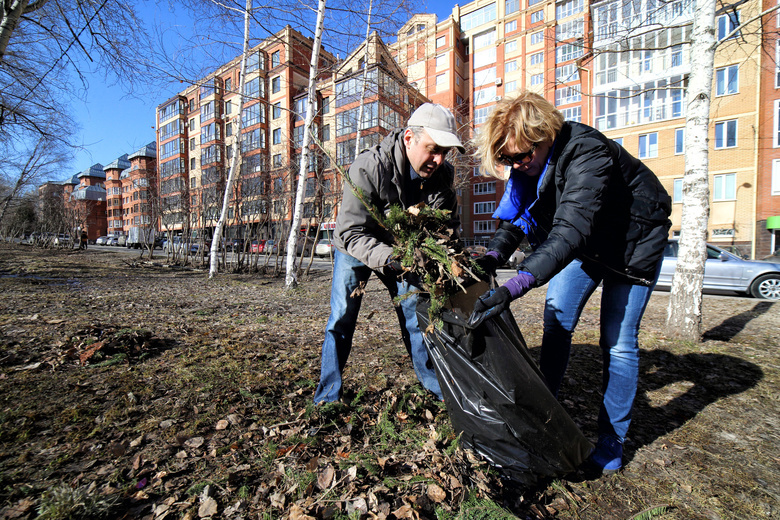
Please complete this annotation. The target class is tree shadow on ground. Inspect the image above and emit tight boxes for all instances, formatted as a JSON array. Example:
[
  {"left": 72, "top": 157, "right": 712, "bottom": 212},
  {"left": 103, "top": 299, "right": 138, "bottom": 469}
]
[
  {"left": 627, "top": 349, "right": 762, "bottom": 458},
  {"left": 702, "top": 300, "right": 776, "bottom": 341}
]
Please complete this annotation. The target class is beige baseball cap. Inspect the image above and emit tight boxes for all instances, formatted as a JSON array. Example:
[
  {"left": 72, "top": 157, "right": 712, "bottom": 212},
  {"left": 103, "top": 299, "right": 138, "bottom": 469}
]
[{"left": 407, "top": 103, "right": 465, "bottom": 153}]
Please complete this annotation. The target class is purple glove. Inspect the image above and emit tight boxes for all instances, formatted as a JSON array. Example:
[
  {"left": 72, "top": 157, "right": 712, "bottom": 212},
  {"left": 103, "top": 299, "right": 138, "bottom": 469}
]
[{"left": 503, "top": 270, "right": 536, "bottom": 299}]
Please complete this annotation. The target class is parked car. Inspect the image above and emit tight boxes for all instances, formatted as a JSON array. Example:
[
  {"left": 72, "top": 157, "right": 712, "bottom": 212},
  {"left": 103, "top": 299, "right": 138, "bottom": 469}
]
[
  {"left": 762, "top": 248, "right": 780, "bottom": 262},
  {"left": 465, "top": 245, "right": 487, "bottom": 258},
  {"left": 117, "top": 235, "right": 127, "bottom": 247},
  {"left": 315, "top": 238, "right": 335, "bottom": 257},
  {"left": 264, "top": 240, "right": 278, "bottom": 254},
  {"left": 250, "top": 240, "right": 266, "bottom": 253},
  {"left": 105, "top": 236, "right": 119, "bottom": 246},
  {"left": 225, "top": 238, "right": 245, "bottom": 252},
  {"left": 162, "top": 236, "right": 199, "bottom": 255},
  {"left": 95, "top": 236, "right": 108, "bottom": 246},
  {"left": 506, "top": 249, "right": 526, "bottom": 269},
  {"left": 655, "top": 239, "right": 780, "bottom": 300},
  {"left": 53, "top": 234, "right": 71, "bottom": 247}
]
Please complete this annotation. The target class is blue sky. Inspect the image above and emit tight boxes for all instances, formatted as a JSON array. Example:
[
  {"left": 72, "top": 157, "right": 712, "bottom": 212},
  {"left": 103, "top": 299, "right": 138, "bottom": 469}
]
[{"left": 69, "top": 0, "right": 455, "bottom": 176}]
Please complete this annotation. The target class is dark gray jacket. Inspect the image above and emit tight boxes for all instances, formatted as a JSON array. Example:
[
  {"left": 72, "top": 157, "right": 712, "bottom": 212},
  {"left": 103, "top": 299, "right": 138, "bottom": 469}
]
[
  {"left": 489, "top": 122, "right": 671, "bottom": 286},
  {"left": 333, "top": 129, "right": 459, "bottom": 269}
]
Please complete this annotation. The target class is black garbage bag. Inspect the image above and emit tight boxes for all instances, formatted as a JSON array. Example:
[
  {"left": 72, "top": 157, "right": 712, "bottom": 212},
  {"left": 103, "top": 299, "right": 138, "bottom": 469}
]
[{"left": 417, "top": 299, "right": 593, "bottom": 486}]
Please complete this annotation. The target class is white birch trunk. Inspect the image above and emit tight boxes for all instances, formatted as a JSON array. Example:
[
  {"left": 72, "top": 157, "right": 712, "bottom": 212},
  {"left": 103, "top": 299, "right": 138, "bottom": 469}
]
[
  {"left": 208, "top": 0, "right": 251, "bottom": 279},
  {"left": 665, "top": 0, "right": 716, "bottom": 340},
  {"left": 284, "top": 0, "right": 327, "bottom": 289}
]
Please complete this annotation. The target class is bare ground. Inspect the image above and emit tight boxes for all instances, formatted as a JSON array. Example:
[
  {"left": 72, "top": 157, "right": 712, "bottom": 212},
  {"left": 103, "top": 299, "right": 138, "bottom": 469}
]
[{"left": 0, "top": 243, "right": 777, "bottom": 520}]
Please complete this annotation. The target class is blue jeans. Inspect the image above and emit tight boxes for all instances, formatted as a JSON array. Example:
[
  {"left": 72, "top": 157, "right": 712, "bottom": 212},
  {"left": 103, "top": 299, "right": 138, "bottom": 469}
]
[
  {"left": 539, "top": 259, "right": 658, "bottom": 443},
  {"left": 314, "top": 250, "right": 442, "bottom": 403}
]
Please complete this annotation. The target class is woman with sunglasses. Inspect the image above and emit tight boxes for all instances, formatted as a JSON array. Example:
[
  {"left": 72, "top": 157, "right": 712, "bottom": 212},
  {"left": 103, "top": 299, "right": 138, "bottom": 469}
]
[{"left": 470, "top": 90, "right": 671, "bottom": 474}]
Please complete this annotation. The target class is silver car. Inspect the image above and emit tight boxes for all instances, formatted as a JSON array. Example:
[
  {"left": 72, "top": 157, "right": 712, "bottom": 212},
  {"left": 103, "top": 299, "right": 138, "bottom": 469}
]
[{"left": 656, "top": 240, "right": 780, "bottom": 300}]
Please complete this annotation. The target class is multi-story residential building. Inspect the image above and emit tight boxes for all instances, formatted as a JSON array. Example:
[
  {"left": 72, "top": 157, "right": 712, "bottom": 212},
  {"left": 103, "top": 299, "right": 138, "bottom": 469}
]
[
  {"left": 156, "top": 26, "right": 437, "bottom": 245},
  {"left": 589, "top": 0, "right": 767, "bottom": 258},
  {"left": 156, "top": 26, "right": 339, "bottom": 244},
  {"left": 64, "top": 163, "right": 108, "bottom": 242},
  {"left": 104, "top": 155, "right": 130, "bottom": 237}
]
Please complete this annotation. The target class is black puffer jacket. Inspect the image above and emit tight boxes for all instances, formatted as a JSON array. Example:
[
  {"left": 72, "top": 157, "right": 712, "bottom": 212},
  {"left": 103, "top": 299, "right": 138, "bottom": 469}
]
[{"left": 488, "top": 122, "right": 671, "bottom": 286}]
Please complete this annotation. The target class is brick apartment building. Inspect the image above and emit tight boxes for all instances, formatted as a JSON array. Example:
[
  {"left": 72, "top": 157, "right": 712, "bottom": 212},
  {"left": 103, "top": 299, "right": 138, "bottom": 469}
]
[{"left": 43, "top": 0, "right": 778, "bottom": 256}]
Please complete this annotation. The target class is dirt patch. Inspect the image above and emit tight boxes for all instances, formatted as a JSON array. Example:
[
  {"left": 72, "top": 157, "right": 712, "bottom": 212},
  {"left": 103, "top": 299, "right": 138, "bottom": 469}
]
[{"left": 0, "top": 244, "right": 777, "bottom": 519}]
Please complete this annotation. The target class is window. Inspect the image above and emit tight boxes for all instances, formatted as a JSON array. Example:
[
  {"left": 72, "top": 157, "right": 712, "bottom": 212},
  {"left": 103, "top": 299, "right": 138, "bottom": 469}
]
[
  {"left": 530, "top": 52, "right": 544, "bottom": 65},
  {"left": 530, "top": 10, "right": 543, "bottom": 24},
  {"left": 271, "top": 50, "right": 280, "bottom": 67},
  {"left": 713, "top": 173, "right": 736, "bottom": 201},
  {"left": 474, "top": 106, "right": 494, "bottom": 125},
  {"left": 273, "top": 102, "right": 281, "bottom": 119},
  {"left": 671, "top": 45, "right": 683, "bottom": 68},
  {"left": 474, "top": 220, "right": 497, "bottom": 233},
  {"left": 474, "top": 201, "right": 496, "bottom": 214},
  {"left": 556, "top": 63, "right": 577, "bottom": 83},
  {"left": 555, "top": 86, "right": 581, "bottom": 105},
  {"left": 436, "top": 54, "right": 447, "bottom": 68},
  {"left": 531, "top": 73, "right": 543, "bottom": 85},
  {"left": 461, "top": 3, "right": 496, "bottom": 31},
  {"left": 613, "top": 137, "right": 623, "bottom": 146},
  {"left": 436, "top": 36, "right": 445, "bottom": 48},
  {"left": 556, "top": 40, "right": 583, "bottom": 63},
  {"left": 505, "top": 60, "right": 517, "bottom": 73},
  {"left": 272, "top": 154, "right": 282, "bottom": 168},
  {"left": 559, "top": 106, "right": 581, "bottom": 122},
  {"left": 638, "top": 132, "right": 658, "bottom": 158},
  {"left": 675, "top": 128, "right": 684, "bottom": 154},
  {"left": 715, "top": 120, "right": 737, "bottom": 149},
  {"left": 505, "top": 20, "right": 517, "bottom": 32},
  {"left": 271, "top": 76, "right": 281, "bottom": 94},
  {"left": 322, "top": 124, "right": 330, "bottom": 141},
  {"left": 473, "top": 181, "right": 496, "bottom": 195},
  {"left": 273, "top": 128, "right": 281, "bottom": 145},
  {"left": 436, "top": 73, "right": 447, "bottom": 86},
  {"left": 506, "top": 40, "right": 518, "bottom": 53},
  {"left": 673, "top": 178, "right": 683, "bottom": 203},
  {"left": 322, "top": 97, "right": 330, "bottom": 114},
  {"left": 717, "top": 11, "right": 739, "bottom": 41},
  {"left": 530, "top": 31, "right": 544, "bottom": 45},
  {"left": 506, "top": 0, "right": 519, "bottom": 15},
  {"left": 556, "top": 0, "right": 583, "bottom": 19},
  {"left": 776, "top": 41, "right": 780, "bottom": 88},
  {"left": 505, "top": 80, "right": 518, "bottom": 92},
  {"left": 773, "top": 160, "right": 780, "bottom": 195},
  {"left": 716, "top": 65, "right": 738, "bottom": 96},
  {"left": 474, "top": 86, "right": 497, "bottom": 106},
  {"left": 247, "top": 52, "right": 260, "bottom": 73}
]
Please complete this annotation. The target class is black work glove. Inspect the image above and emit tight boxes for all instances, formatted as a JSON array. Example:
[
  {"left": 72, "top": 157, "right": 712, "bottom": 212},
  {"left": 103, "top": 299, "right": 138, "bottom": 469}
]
[
  {"left": 468, "top": 286, "right": 512, "bottom": 327},
  {"left": 383, "top": 260, "right": 403, "bottom": 278},
  {"left": 473, "top": 254, "right": 500, "bottom": 281}
]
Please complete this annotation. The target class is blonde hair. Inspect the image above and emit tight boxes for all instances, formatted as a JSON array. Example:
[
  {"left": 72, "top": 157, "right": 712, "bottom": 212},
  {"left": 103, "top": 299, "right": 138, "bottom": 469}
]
[{"left": 475, "top": 90, "right": 564, "bottom": 177}]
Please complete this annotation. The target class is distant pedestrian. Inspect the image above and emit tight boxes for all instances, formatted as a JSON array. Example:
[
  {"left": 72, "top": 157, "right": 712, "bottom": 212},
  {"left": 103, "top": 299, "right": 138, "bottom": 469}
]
[{"left": 80, "top": 230, "right": 88, "bottom": 250}]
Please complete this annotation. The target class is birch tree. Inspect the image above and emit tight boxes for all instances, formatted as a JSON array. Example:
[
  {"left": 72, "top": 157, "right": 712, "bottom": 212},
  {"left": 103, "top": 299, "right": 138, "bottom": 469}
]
[
  {"left": 284, "top": 0, "right": 327, "bottom": 289},
  {"left": 666, "top": 0, "right": 778, "bottom": 340},
  {"left": 209, "top": 0, "right": 251, "bottom": 278}
]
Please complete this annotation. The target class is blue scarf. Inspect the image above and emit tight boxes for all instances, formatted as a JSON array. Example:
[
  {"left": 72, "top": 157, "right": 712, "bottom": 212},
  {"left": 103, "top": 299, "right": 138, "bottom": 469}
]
[{"left": 492, "top": 144, "right": 555, "bottom": 241}]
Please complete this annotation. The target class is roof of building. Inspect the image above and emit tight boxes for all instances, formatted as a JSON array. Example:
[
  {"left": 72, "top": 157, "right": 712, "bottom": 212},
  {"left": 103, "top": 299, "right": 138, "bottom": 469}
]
[
  {"left": 128, "top": 142, "right": 157, "bottom": 160},
  {"left": 104, "top": 154, "right": 130, "bottom": 171},
  {"left": 77, "top": 163, "right": 106, "bottom": 179},
  {"left": 120, "top": 167, "right": 131, "bottom": 179},
  {"left": 70, "top": 185, "right": 107, "bottom": 201}
]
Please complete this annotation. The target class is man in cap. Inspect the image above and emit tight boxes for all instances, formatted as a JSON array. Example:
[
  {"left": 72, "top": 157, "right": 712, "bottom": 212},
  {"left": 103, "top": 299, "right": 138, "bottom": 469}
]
[{"left": 313, "top": 103, "right": 465, "bottom": 404}]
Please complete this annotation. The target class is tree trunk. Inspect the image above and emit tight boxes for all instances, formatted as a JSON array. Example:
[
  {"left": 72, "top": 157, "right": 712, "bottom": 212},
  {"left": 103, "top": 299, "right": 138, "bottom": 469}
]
[
  {"left": 665, "top": 0, "right": 717, "bottom": 341},
  {"left": 208, "top": 0, "right": 251, "bottom": 279},
  {"left": 284, "top": 0, "right": 327, "bottom": 289}
]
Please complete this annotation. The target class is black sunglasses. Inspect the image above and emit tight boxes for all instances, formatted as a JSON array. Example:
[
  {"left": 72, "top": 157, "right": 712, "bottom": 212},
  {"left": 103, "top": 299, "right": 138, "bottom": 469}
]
[{"left": 497, "top": 143, "right": 538, "bottom": 167}]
